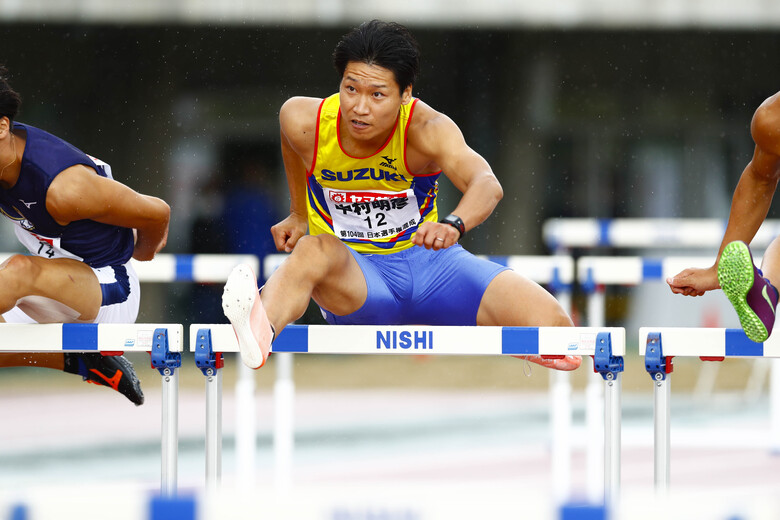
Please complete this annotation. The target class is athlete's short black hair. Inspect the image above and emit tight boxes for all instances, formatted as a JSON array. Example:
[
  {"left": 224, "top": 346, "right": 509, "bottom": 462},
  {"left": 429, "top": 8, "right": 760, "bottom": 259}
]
[
  {"left": 0, "top": 66, "right": 21, "bottom": 124},
  {"left": 333, "top": 20, "right": 421, "bottom": 94}
]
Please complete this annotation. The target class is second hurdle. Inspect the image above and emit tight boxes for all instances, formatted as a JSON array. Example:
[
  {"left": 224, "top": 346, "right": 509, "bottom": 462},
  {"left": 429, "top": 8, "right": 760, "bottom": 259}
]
[{"left": 189, "top": 323, "right": 626, "bottom": 503}]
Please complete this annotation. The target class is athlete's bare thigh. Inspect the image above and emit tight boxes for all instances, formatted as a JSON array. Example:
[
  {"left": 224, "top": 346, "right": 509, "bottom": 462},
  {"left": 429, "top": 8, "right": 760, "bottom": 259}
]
[
  {"left": 306, "top": 235, "right": 368, "bottom": 317},
  {"left": 0, "top": 255, "right": 102, "bottom": 321},
  {"left": 476, "top": 270, "right": 572, "bottom": 327}
]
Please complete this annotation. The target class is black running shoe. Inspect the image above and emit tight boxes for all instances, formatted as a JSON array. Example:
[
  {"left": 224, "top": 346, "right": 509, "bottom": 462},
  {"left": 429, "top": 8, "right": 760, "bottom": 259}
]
[{"left": 63, "top": 353, "right": 144, "bottom": 406}]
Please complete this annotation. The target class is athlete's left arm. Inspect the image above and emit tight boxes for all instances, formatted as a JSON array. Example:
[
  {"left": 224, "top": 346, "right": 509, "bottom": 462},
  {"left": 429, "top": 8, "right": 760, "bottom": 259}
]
[
  {"left": 46, "top": 165, "right": 171, "bottom": 261},
  {"left": 409, "top": 106, "right": 502, "bottom": 248}
]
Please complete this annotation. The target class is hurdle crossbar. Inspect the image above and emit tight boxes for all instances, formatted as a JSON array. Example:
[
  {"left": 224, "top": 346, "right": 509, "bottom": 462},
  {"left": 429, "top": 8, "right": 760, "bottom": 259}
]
[
  {"left": 264, "top": 253, "right": 574, "bottom": 292},
  {"left": 0, "top": 253, "right": 259, "bottom": 283},
  {"left": 132, "top": 253, "right": 259, "bottom": 283},
  {"left": 639, "top": 327, "right": 780, "bottom": 493},
  {"left": 190, "top": 324, "right": 626, "bottom": 502},
  {"left": 543, "top": 217, "right": 780, "bottom": 250},
  {"left": 0, "top": 323, "right": 184, "bottom": 496}
]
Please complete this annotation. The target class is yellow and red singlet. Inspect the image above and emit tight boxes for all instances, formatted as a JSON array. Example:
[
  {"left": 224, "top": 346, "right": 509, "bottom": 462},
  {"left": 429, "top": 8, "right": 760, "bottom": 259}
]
[{"left": 306, "top": 94, "right": 441, "bottom": 254}]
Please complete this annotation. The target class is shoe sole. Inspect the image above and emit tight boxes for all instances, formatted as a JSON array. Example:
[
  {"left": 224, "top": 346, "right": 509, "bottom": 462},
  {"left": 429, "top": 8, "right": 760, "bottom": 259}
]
[
  {"left": 222, "top": 264, "right": 266, "bottom": 369},
  {"left": 112, "top": 355, "right": 144, "bottom": 406},
  {"left": 718, "top": 241, "right": 769, "bottom": 343}
]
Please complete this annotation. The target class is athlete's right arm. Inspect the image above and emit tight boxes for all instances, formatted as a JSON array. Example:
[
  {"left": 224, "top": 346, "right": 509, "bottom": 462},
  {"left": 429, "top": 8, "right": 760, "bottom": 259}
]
[
  {"left": 46, "top": 165, "right": 170, "bottom": 261},
  {"left": 667, "top": 92, "right": 780, "bottom": 296},
  {"left": 272, "top": 97, "right": 321, "bottom": 253}
]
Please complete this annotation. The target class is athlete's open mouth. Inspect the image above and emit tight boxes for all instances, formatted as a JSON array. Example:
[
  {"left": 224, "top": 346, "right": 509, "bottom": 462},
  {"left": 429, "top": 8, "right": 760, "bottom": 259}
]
[{"left": 351, "top": 119, "right": 369, "bottom": 128}]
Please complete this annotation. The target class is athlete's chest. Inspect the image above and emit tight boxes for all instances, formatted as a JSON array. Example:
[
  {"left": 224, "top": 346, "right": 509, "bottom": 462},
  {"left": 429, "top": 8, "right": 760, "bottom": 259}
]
[{"left": 314, "top": 134, "right": 412, "bottom": 191}]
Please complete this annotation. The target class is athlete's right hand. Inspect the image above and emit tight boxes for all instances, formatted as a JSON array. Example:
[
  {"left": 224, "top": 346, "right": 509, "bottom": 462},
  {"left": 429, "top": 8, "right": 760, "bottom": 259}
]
[
  {"left": 271, "top": 213, "right": 307, "bottom": 253},
  {"left": 666, "top": 265, "right": 719, "bottom": 297}
]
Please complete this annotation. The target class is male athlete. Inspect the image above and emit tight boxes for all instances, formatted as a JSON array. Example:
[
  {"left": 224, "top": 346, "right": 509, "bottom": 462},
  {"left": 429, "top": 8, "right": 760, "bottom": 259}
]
[
  {"left": 0, "top": 67, "right": 170, "bottom": 404},
  {"left": 222, "top": 20, "right": 578, "bottom": 370},
  {"left": 668, "top": 91, "right": 780, "bottom": 343}
]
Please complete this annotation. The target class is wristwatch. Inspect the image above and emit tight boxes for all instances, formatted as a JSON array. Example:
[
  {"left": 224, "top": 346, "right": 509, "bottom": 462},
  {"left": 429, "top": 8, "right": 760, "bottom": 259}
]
[{"left": 439, "top": 214, "right": 465, "bottom": 239}]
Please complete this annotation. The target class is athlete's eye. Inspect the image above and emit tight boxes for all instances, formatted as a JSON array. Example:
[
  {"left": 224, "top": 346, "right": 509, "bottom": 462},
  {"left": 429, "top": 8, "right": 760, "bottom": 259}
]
[{"left": 373, "top": 92, "right": 384, "bottom": 98}]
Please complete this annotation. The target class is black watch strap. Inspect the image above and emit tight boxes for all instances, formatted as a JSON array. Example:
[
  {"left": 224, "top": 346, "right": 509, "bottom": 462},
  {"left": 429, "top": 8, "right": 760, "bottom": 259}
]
[{"left": 440, "top": 214, "right": 465, "bottom": 239}]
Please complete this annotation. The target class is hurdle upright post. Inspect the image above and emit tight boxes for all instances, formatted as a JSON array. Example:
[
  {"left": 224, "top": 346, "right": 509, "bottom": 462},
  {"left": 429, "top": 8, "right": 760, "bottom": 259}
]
[
  {"left": 274, "top": 351, "right": 295, "bottom": 493},
  {"left": 235, "top": 362, "right": 257, "bottom": 490},
  {"left": 194, "top": 328, "right": 224, "bottom": 491},
  {"left": 151, "top": 327, "right": 183, "bottom": 497},
  {"left": 644, "top": 332, "right": 671, "bottom": 493},
  {"left": 592, "top": 331, "right": 623, "bottom": 506},
  {"left": 581, "top": 265, "right": 606, "bottom": 504},
  {"left": 547, "top": 263, "right": 573, "bottom": 504}
]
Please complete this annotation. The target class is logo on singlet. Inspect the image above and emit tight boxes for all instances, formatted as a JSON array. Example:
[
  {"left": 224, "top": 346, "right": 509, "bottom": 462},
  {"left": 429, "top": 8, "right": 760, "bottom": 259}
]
[
  {"left": 321, "top": 168, "right": 408, "bottom": 183},
  {"left": 379, "top": 155, "right": 398, "bottom": 171},
  {"left": 19, "top": 199, "right": 37, "bottom": 209},
  {"left": 0, "top": 206, "right": 34, "bottom": 231}
]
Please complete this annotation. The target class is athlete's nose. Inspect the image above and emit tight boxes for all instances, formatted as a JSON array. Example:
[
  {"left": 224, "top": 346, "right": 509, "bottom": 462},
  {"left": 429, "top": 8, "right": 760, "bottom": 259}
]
[{"left": 353, "top": 95, "right": 370, "bottom": 116}]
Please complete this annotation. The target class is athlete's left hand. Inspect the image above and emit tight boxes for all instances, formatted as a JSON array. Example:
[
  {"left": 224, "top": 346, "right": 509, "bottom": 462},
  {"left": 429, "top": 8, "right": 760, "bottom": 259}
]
[
  {"left": 412, "top": 221, "right": 459, "bottom": 251},
  {"left": 666, "top": 265, "right": 719, "bottom": 296}
]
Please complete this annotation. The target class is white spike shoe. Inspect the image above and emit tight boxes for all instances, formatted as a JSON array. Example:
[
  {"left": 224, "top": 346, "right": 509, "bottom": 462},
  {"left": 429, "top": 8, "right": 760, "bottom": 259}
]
[{"left": 222, "top": 264, "right": 273, "bottom": 369}]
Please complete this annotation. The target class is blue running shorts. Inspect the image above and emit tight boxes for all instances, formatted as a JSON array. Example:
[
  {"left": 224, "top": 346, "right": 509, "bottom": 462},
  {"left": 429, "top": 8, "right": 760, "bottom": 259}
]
[{"left": 321, "top": 244, "right": 509, "bottom": 326}]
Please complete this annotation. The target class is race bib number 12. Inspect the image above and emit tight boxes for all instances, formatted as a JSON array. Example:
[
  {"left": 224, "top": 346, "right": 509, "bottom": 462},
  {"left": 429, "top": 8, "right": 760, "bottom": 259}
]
[{"left": 324, "top": 188, "right": 420, "bottom": 241}]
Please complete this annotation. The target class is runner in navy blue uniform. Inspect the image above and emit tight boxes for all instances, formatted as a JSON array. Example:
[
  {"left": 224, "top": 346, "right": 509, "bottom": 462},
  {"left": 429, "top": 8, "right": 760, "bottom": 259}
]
[{"left": 0, "top": 66, "right": 170, "bottom": 405}]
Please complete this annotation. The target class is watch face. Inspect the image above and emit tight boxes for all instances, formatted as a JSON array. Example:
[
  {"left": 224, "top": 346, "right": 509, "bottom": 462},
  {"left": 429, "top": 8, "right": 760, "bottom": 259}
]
[{"left": 441, "top": 214, "right": 464, "bottom": 235}]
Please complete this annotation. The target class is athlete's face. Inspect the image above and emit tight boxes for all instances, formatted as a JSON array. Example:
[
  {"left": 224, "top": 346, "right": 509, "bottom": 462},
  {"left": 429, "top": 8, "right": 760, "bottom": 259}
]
[
  {"left": 339, "top": 61, "right": 412, "bottom": 145},
  {"left": 0, "top": 117, "right": 15, "bottom": 180}
]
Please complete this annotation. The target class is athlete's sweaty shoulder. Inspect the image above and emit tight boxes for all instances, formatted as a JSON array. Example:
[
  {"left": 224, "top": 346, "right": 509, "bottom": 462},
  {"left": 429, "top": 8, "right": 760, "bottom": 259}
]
[
  {"left": 751, "top": 92, "right": 780, "bottom": 157},
  {"left": 279, "top": 96, "right": 323, "bottom": 158},
  {"left": 405, "top": 99, "right": 467, "bottom": 174}
]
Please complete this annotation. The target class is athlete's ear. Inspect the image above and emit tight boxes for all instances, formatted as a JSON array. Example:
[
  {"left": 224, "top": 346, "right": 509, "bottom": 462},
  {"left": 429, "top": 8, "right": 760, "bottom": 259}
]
[
  {"left": 401, "top": 85, "right": 413, "bottom": 105},
  {"left": 0, "top": 117, "right": 9, "bottom": 137}
]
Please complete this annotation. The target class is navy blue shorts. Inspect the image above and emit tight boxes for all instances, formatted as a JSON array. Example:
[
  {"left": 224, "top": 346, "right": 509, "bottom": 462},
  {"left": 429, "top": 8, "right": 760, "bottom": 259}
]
[{"left": 321, "top": 244, "right": 509, "bottom": 326}]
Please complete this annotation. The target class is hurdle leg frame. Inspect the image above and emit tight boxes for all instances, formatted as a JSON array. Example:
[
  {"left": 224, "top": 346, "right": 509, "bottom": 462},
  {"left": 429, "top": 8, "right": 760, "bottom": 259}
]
[
  {"left": 584, "top": 276, "right": 607, "bottom": 503},
  {"left": 274, "top": 352, "right": 295, "bottom": 492},
  {"left": 593, "top": 331, "right": 624, "bottom": 506},
  {"left": 549, "top": 285, "right": 573, "bottom": 504},
  {"left": 235, "top": 361, "right": 257, "bottom": 490},
  {"left": 194, "top": 328, "right": 224, "bottom": 490},
  {"left": 189, "top": 323, "right": 625, "bottom": 502},
  {"left": 150, "top": 328, "right": 183, "bottom": 497},
  {"left": 644, "top": 332, "right": 672, "bottom": 493}
]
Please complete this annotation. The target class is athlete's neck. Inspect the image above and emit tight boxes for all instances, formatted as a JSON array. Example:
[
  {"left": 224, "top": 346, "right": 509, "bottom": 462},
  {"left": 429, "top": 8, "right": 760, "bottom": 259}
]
[{"left": 338, "top": 112, "right": 398, "bottom": 159}]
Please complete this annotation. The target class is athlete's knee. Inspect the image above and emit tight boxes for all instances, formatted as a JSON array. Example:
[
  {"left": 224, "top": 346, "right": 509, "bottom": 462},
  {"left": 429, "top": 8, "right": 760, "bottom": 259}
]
[
  {"left": 0, "top": 254, "right": 39, "bottom": 295},
  {"left": 290, "top": 234, "right": 348, "bottom": 276},
  {"left": 292, "top": 234, "right": 330, "bottom": 262},
  {"left": 549, "top": 306, "right": 574, "bottom": 327}
]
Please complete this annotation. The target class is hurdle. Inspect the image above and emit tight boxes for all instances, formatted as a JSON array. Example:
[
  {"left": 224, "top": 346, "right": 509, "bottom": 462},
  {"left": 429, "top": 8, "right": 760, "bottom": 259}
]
[
  {"left": 542, "top": 217, "right": 780, "bottom": 251},
  {"left": 0, "top": 322, "right": 184, "bottom": 496},
  {"left": 191, "top": 323, "right": 626, "bottom": 503},
  {"left": 0, "top": 252, "right": 258, "bottom": 495},
  {"left": 639, "top": 327, "right": 780, "bottom": 493},
  {"left": 130, "top": 253, "right": 260, "bottom": 283},
  {"left": 256, "top": 253, "right": 580, "bottom": 501},
  {"left": 0, "top": 252, "right": 259, "bottom": 284},
  {"left": 544, "top": 217, "right": 780, "bottom": 495}
]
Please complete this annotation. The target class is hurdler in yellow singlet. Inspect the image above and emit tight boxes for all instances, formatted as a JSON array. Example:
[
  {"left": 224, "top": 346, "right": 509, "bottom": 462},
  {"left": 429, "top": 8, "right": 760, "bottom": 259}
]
[{"left": 306, "top": 93, "right": 441, "bottom": 254}]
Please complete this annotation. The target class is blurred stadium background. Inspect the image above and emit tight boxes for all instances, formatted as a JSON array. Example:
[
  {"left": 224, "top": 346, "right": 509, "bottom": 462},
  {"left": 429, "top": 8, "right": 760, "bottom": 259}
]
[{"left": 2, "top": 1, "right": 780, "bottom": 518}]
